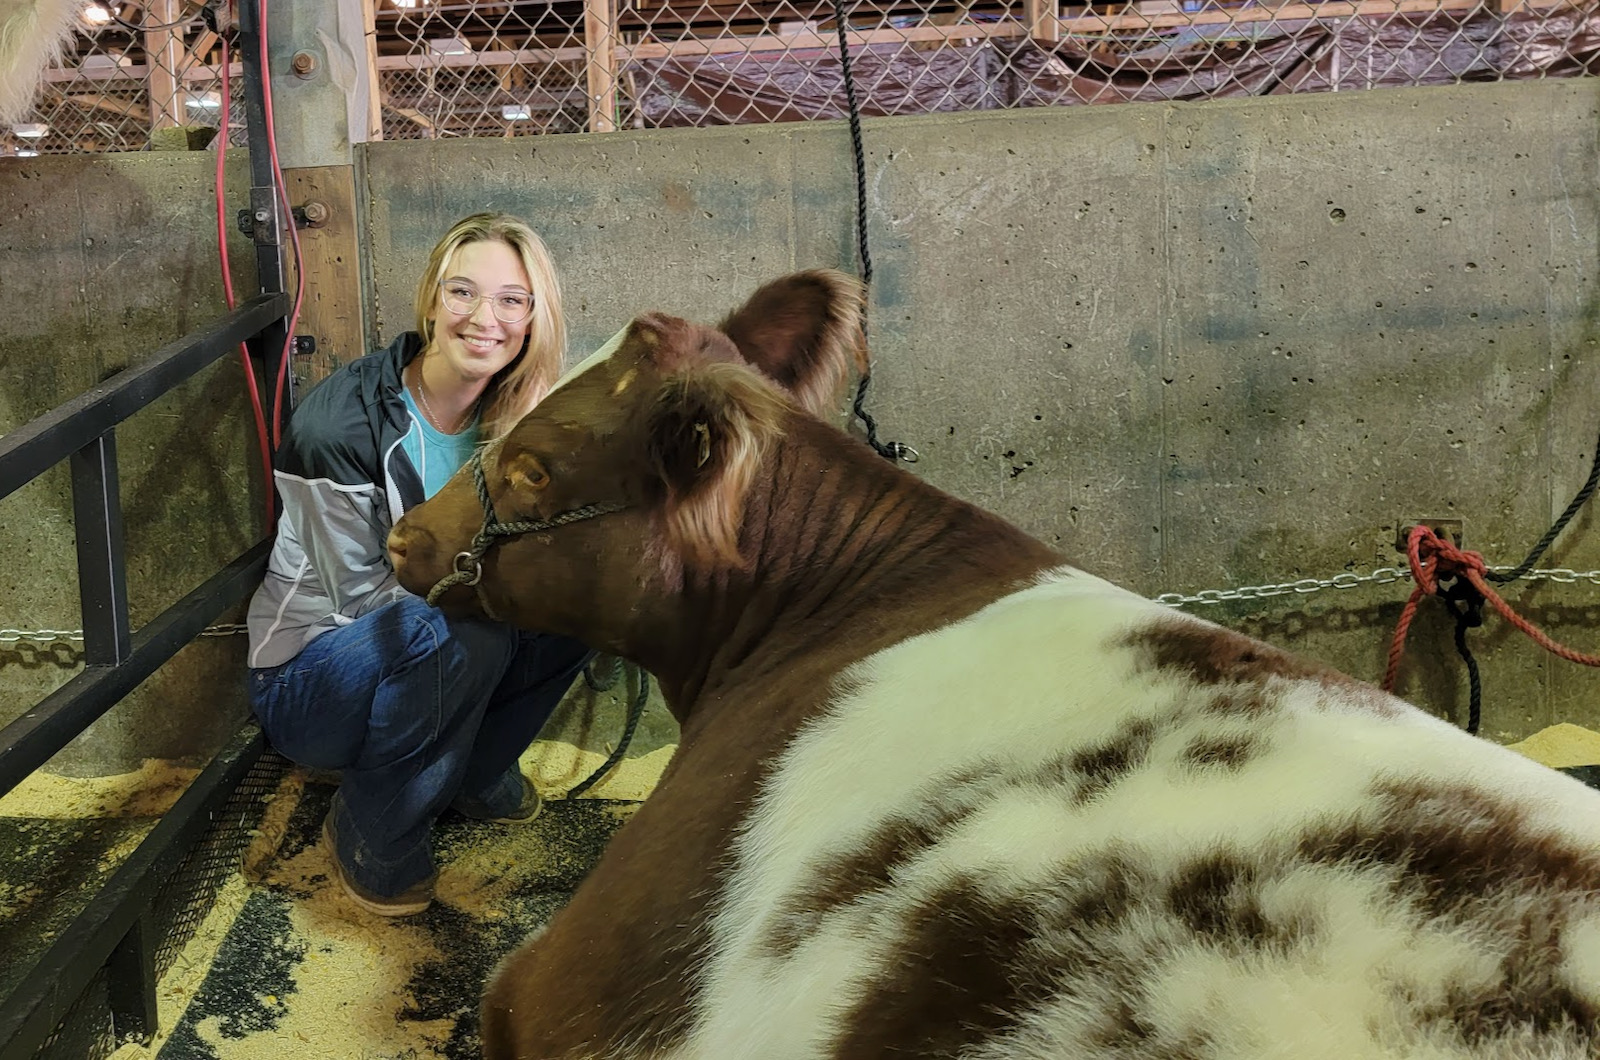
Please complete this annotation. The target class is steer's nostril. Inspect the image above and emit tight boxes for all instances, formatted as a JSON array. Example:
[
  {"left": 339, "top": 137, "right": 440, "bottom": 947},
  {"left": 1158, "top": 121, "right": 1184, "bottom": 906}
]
[{"left": 386, "top": 530, "right": 408, "bottom": 562}]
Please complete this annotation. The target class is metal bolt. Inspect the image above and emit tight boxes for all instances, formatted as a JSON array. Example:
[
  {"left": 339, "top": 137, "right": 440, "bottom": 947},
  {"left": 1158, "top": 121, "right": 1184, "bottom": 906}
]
[
  {"left": 254, "top": 209, "right": 269, "bottom": 222},
  {"left": 302, "top": 200, "right": 330, "bottom": 226},
  {"left": 291, "top": 50, "right": 317, "bottom": 77}
]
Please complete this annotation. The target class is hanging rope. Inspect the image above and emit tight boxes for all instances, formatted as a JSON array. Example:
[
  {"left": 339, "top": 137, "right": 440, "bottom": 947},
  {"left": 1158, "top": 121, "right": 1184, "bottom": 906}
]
[
  {"left": 1487, "top": 426, "right": 1600, "bottom": 585},
  {"left": 832, "top": 0, "right": 915, "bottom": 464},
  {"left": 1382, "top": 524, "right": 1600, "bottom": 733}
]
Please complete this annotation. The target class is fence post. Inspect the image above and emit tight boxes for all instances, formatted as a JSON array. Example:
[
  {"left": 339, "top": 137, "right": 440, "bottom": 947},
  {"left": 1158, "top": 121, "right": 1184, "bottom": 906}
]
[
  {"left": 586, "top": 0, "right": 619, "bottom": 133},
  {"left": 71, "top": 431, "right": 132, "bottom": 668},
  {"left": 1024, "top": 0, "right": 1062, "bottom": 43}
]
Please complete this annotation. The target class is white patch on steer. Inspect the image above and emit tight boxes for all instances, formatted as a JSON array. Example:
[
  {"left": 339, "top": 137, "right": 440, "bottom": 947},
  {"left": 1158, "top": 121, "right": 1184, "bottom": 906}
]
[
  {"left": 666, "top": 566, "right": 1600, "bottom": 1059},
  {"left": 549, "top": 326, "right": 628, "bottom": 395}
]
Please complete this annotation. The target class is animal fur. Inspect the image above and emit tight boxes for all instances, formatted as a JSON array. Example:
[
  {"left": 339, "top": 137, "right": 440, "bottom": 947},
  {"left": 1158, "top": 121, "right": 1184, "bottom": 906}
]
[{"left": 0, "top": 0, "right": 82, "bottom": 127}]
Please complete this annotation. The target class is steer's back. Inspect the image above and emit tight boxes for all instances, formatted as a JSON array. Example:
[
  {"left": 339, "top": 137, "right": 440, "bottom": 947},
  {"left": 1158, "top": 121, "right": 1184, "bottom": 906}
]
[{"left": 679, "top": 566, "right": 1600, "bottom": 1059}]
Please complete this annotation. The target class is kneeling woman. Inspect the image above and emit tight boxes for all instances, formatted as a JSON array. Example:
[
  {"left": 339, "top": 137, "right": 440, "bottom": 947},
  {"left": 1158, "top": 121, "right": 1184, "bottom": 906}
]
[{"left": 246, "top": 212, "right": 592, "bottom": 916}]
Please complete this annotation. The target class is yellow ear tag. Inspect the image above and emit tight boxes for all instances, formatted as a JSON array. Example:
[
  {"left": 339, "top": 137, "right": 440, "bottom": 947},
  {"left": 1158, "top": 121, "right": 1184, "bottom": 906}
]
[{"left": 694, "top": 422, "right": 711, "bottom": 468}]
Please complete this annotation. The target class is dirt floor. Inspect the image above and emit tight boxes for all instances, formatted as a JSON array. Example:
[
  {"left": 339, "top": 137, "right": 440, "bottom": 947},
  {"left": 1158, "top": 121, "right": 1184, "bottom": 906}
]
[
  {"left": 142, "top": 778, "right": 638, "bottom": 1060},
  {"left": 0, "top": 663, "right": 676, "bottom": 1060}
]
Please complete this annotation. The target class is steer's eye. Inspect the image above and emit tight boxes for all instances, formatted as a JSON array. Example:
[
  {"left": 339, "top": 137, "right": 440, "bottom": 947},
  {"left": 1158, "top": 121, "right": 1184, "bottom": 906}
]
[{"left": 507, "top": 455, "right": 550, "bottom": 491}]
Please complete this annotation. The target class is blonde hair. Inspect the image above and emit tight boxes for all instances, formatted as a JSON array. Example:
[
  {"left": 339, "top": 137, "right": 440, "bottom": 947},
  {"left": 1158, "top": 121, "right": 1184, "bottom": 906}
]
[{"left": 413, "top": 212, "right": 566, "bottom": 438}]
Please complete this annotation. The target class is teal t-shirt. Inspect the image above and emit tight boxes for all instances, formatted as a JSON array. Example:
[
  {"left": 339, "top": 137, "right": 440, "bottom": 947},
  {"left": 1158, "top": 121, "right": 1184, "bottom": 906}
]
[{"left": 399, "top": 387, "right": 481, "bottom": 498}]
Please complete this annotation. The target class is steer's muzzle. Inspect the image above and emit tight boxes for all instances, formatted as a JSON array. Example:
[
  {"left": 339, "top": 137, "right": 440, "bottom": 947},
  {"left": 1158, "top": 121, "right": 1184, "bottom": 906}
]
[{"left": 387, "top": 522, "right": 441, "bottom": 598}]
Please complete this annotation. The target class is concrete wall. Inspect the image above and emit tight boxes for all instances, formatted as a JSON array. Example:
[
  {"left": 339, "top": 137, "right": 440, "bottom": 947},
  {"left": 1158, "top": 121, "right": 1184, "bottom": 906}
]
[
  {"left": 0, "top": 152, "right": 263, "bottom": 774},
  {"left": 364, "top": 78, "right": 1600, "bottom": 741},
  {"left": 2, "top": 78, "right": 1596, "bottom": 781}
]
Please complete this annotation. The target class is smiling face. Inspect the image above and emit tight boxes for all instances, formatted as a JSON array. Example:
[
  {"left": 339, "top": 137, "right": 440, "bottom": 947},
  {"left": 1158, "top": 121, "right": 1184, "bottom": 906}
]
[{"left": 426, "top": 238, "right": 534, "bottom": 385}]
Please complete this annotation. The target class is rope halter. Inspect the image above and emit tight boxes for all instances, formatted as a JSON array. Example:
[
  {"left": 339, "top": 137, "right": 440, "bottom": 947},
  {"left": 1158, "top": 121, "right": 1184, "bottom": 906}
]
[{"left": 423, "top": 448, "right": 628, "bottom": 609}]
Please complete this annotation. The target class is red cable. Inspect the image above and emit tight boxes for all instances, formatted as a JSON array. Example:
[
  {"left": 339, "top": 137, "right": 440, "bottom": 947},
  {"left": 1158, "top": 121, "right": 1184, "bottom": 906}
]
[
  {"left": 257, "top": 0, "right": 306, "bottom": 450},
  {"left": 216, "top": 34, "right": 277, "bottom": 537},
  {"left": 1382, "top": 524, "right": 1600, "bottom": 693}
]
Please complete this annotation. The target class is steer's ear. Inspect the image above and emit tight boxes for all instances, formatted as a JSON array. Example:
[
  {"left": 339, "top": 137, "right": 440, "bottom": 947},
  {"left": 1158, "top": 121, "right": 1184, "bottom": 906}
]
[
  {"left": 646, "top": 362, "right": 786, "bottom": 569},
  {"left": 719, "top": 270, "right": 868, "bottom": 419}
]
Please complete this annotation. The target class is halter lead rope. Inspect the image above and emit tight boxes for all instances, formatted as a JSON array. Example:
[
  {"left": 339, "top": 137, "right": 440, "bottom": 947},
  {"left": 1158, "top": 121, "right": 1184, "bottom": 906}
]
[{"left": 424, "top": 451, "right": 627, "bottom": 607}]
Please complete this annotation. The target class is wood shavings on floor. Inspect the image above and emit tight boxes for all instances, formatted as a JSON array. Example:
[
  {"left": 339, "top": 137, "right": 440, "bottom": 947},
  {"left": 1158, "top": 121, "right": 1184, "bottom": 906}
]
[{"left": 1505, "top": 722, "right": 1600, "bottom": 769}]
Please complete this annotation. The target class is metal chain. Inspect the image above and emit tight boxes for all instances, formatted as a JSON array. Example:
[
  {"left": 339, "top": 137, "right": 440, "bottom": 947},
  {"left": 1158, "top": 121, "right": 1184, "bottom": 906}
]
[
  {"left": 1156, "top": 567, "right": 1600, "bottom": 609},
  {"left": 0, "top": 623, "right": 249, "bottom": 646},
  {"left": 3, "top": 569, "right": 1597, "bottom": 643}
]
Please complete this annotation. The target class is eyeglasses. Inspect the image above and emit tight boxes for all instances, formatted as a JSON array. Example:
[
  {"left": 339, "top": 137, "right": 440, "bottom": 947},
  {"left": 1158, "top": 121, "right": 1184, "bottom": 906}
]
[{"left": 438, "top": 281, "right": 535, "bottom": 324}]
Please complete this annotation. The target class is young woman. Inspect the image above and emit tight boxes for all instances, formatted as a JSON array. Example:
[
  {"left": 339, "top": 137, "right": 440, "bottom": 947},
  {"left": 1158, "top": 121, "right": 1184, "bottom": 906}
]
[{"left": 245, "top": 212, "right": 592, "bottom": 916}]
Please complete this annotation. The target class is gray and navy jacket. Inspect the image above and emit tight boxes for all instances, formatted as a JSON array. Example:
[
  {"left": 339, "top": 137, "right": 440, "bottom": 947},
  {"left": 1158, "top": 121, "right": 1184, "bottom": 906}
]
[{"left": 246, "top": 333, "right": 429, "bottom": 669}]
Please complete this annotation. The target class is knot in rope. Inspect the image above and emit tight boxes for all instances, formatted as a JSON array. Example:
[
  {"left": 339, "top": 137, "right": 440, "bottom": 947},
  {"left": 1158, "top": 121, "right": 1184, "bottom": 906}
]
[
  {"left": 1405, "top": 524, "right": 1486, "bottom": 598},
  {"left": 1383, "top": 524, "right": 1600, "bottom": 733}
]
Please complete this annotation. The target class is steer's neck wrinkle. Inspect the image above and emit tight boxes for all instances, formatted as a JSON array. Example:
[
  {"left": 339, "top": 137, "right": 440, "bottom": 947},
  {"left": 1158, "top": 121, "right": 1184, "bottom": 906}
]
[{"left": 637, "top": 413, "right": 1064, "bottom": 728}]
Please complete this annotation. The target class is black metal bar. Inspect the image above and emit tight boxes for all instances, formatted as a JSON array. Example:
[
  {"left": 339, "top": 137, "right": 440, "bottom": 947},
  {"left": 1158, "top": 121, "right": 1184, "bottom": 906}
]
[
  {"left": 0, "top": 540, "right": 270, "bottom": 800},
  {"left": 105, "top": 915, "right": 158, "bottom": 1047},
  {"left": 0, "top": 294, "right": 290, "bottom": 504},
  {"left": 70, "top": 432, "right": 132, "bottom": 667},
  {"left": 0, "top": 722, "right": 267, "bottom": 1059}
]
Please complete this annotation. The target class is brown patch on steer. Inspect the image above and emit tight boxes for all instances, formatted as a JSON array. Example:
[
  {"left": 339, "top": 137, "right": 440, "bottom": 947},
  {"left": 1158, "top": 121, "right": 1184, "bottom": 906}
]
[
  {"left": 830, "top": 878, "right": 1052, "bottom": 1058},
  {"left": 1297, "top": 779, "right": 1600, "bottom": 919},
  {"left": 1071, "top": 718, "right": 1156, "bottom": 805},
  {"left": 1125, "top": 617, "right": 1398, "bottom": 718},
  {"left": 1183, "top": 734, "right": 1260, "bottom": 772}
]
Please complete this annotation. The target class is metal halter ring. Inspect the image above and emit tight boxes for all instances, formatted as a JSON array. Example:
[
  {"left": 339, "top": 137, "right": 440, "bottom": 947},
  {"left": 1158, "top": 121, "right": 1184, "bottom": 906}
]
[{"left": 451, "top": 550, "right": 484, "bottom": 587}]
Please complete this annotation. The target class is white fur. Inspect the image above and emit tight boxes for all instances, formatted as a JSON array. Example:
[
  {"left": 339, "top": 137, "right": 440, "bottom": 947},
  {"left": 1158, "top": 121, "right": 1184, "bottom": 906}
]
[
  {"left": 0, "top": 0, "right": 82, "bottom": 126},
  {"left": 661, "top": 566, "right": 1600, "bottom": 1059}
]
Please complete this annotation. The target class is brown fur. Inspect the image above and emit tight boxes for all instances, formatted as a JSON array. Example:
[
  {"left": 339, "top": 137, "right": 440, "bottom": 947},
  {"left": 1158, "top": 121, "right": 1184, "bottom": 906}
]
[
  {"left": 647, "top": 362, "right": 788, "bottom": 569},
  {"left": 718, "top": 270, "right": 868, "bottom": 419}
]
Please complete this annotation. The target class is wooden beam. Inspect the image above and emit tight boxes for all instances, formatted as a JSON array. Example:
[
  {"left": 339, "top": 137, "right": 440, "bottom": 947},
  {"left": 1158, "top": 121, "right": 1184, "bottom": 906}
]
[
  {"left": 362, "top": 0, "right": 385, "bottom": 140},
  {"left": 624, "top": 22, "right": 1022, "bottom": 59},
  {"left": 59, "top": 92, "right": 152, "bottom": 121},
  {"left": 1025, "top": 0, "right": 1062, "bottom": 42},
  {"left": 282, "top": 166, "right": 368, "bottom": 380},
  {"left": 585, "top": 0, "right": 620, "bottom": 132},
  {"left": 1057, "top": 0, "right": 1477, "bottom": 31},
  {"left": 143, "top": 0, "right": 185, "bottom": 129}
]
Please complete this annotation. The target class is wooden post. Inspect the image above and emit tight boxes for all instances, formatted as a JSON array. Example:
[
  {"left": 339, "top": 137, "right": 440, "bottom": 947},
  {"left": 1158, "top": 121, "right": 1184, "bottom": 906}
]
[
  {"left": 362, "top": 0, "right": 384, "bottom": 140},
  {"left": 282, "top": 166, "right": 368, "bottom": 382},
  {"left": 584, "top": 0, "right": 618, "bottom": 133},
  {"left": 1023, "top": 0, "right": 1061, "bottom": 43},
  {"left": 144, "top": 0, "right": 186, "bottom": 129}
]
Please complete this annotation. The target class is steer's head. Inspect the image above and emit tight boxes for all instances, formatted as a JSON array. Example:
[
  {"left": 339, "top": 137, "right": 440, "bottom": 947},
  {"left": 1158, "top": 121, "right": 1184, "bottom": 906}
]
[{"left": 387, "top": 269, "right": 865, "bottom": 653}]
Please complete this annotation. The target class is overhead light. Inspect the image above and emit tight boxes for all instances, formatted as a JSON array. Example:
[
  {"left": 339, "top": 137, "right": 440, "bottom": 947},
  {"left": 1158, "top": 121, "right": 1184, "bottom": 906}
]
[
  {"left": 427, "top": 36, "right": 471, "bottom": 55},
  {"left": 82, "top": 3, "right": 114, "bottom": 25},
  {"left": 13, "top": 123, "right": 48, "bottom": 138},
  {"left": 393, "top": 0, "right": 425, "bottom": 7},
  {"left": 185, "top": 91, "right": 222, "bottom": 110},
  {"left": 501, "top": 105, "right": 531, "bottom": 120},
  {"left": 17, "top": 149, "right": 39, "bottom": 157}
]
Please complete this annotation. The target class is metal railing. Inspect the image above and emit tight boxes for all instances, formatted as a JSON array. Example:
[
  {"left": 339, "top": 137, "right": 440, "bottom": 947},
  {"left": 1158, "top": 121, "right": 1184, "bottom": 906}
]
[{"left": 0, "top": 6, "right": 291, "bottom": 1054}]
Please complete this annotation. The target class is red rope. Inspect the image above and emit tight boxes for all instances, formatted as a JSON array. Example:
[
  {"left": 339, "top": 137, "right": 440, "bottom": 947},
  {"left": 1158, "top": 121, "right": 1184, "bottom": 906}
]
[{"left": 1382, "top": 524, "right": 1600, "bottom": 692}]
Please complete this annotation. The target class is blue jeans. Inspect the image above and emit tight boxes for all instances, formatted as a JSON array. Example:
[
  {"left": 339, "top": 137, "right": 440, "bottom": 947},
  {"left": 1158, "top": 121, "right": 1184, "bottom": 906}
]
[{"left": 248, "top": 593, "right": 592, "bottom": 897}]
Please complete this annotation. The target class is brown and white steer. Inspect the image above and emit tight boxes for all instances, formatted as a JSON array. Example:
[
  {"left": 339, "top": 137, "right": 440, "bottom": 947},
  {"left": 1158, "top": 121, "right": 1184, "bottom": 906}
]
[{"left": 388, "top": 270, "right": 1600, "bottom": 1060}]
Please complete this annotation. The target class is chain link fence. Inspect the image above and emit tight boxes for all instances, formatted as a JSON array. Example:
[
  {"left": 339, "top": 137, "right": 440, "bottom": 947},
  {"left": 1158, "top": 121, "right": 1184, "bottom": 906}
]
[
  {"left": 2, "top": 1, "right": 240, "bottom": 158},
  {"left": 4, "top": 0, "right": 1597, "bottom": 155}
]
